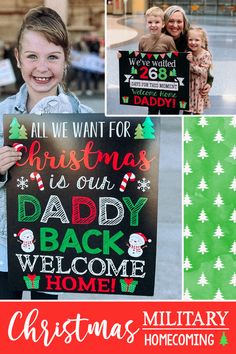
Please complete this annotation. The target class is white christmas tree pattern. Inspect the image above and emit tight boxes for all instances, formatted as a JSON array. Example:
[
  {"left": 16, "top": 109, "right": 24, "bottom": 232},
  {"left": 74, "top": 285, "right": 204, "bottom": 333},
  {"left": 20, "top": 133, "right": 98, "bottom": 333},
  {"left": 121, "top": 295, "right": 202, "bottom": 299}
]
[
  {"left": 229, "top": 273, "right": 236, "bottom": 287},
  {"left": 184, "top": 257, "right": 192, "bottom": 271},
  {"left": 184, "top": 129, "right": 192, "bottom": 143},
  {"left": 213, "top": 257, "right": 224, "bottom": 271},
  {"left": 229, "top": 116, "right": 236, "bottom": 128},
  {"left": 198, "top": 177, "right": 208, "bottom": 191},
  {"left": 229, "top": 177, "right": 236, "bottom": 191},
  {"left": 183, "top": 225, "right": 192, "bottom": 239},
  {"left": 213, "top": 288, "right": 224, "bottom": 300},
  {"left": 198, "top": 146, "right": 208, "bottom": 159},
  {"left": 198, "top": 272, "right": 208, "bottom": 286},
  {"left": 184, "top": 116, "right": 236, "bottom": 300},
  {"left": 213, "top": 161, "right": 224, "bottom": 175},
  {"left": 213, "top": 225, "right": 224, "bottom": 239},
  {"left": 184, "top": 193, "right": 192, "bottom": 207},
  {"left": 229, "top": 209, "right": 236, "bottom": 223},
  {"left": 229, "top": 241, "right": 236, "bottom": 255},
  {"left": 198, "top": 116, "right": 208, "bottom": 128},
  {"left": 213, "top": 193, "right": 224, "bottom": 207},
  {"left": 213, "top": 129, "right": 224, "bottom": 143},
  {"left": 198, "top": 209, "right": 208, "bottom": 223},
  {"left": 229, "top": 145, "right": 236, "bottom": 160},
  {"left": 184, "top": 161, "right": 192, "bottom": 175},
  {"left": 183, "top": 288, "right": 192, "bottom": 300},
  {"left": 197, "top": 241, "right": 208, "bottom": 255}
]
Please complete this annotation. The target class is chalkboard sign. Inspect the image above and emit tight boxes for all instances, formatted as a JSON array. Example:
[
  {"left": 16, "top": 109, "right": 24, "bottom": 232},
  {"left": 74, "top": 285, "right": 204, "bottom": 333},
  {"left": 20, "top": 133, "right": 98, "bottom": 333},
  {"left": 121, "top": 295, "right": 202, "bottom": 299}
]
[
  {"left": 119, "top": 51, "right": 189, "bottom": 111},
  {"left": 4, "top": 114, "right": 159, "bottom": 296}
]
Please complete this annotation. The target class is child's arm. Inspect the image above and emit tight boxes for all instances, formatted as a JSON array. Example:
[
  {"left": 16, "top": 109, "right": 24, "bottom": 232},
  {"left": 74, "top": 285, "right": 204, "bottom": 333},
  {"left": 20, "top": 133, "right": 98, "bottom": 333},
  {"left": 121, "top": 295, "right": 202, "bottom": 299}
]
[
  {"left": 189, "top": 52, "right": 212, "bottom": 79},
  {"left": 207, "top": 70, "right": 214, "bottom": 86},
  {"left": 200, "top": 70, "right": 214, "bottom": 96}
]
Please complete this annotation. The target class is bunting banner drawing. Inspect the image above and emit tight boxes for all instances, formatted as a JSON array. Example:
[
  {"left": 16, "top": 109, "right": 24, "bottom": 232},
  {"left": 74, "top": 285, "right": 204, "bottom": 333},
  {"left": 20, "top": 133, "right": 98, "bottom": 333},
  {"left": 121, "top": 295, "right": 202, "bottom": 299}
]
[
  {"left": 4, "top": 114, "right": 160, "bottom": 296},
  {"left": 183, "top": 115, "right": 236, "bottom": 300},
  {"left": 119, "top": 51, "right": 189, "bottom": 111}
]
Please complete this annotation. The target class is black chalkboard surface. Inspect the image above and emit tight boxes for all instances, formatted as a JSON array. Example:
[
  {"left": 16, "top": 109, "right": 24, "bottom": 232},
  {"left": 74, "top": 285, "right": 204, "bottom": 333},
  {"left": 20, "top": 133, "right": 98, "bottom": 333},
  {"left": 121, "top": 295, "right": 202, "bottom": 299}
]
[
  {"left": 119, "top": 51, "right": 189, "bottom": 111},
  {"left": 4, "top": 114, "right": 159, "bottom": 296}
]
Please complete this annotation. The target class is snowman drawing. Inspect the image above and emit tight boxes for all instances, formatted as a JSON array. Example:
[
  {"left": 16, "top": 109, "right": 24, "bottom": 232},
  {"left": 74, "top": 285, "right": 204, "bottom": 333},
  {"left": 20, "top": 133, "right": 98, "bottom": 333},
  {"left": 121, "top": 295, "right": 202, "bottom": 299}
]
[
  {"left": 14, "top": 228, "right": 35, "bottom": 253},
  {"left": 127, "top": 232, "right": 151, "bottom": 258}
]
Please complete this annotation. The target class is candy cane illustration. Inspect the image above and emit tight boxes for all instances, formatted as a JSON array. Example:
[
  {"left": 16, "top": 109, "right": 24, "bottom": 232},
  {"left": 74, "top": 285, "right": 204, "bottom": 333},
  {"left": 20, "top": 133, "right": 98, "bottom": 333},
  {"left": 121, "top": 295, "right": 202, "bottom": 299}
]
[
  {"left": 119, "top": 172, "right": 136, "bottom": 192},
  {"left": 13, "top": 143, "right": 24, "bottom": 151},
  {"left": 30, "top": 172, "right": 44, "bottom": 191}
]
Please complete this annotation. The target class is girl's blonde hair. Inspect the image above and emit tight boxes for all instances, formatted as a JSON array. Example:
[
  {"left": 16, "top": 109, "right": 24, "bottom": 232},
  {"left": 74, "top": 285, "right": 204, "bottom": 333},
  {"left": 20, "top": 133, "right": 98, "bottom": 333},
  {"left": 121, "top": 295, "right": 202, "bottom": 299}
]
[
  {"left": 145, "top": 6, "right": 164, "bottom": 21},
  {"left": 16, "top": 6, "right": 70, "bottom": 64},
  {"left": 164, "top": 5, "right": 190, "bottom": 34},
  {"left": 187, "top": 26, "right": 209, "bottom": 50}
]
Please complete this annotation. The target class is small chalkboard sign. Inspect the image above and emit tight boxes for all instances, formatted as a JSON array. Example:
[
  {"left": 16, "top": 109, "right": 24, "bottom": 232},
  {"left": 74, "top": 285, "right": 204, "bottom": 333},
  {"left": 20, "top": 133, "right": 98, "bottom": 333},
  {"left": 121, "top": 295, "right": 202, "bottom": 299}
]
[{"left": 119, "top": 51, "right": 189, "bottom": 111}]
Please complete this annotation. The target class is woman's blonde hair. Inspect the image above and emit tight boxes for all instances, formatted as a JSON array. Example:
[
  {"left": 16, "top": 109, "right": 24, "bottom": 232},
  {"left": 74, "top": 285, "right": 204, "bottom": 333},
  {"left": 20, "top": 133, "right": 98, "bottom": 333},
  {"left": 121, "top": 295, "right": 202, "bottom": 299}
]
[
  {"left": 164, "top": 5, "right": 190, "bottom": 34},
  {"left": 16, "top": 6, "right": 70, "bottom": 64}
]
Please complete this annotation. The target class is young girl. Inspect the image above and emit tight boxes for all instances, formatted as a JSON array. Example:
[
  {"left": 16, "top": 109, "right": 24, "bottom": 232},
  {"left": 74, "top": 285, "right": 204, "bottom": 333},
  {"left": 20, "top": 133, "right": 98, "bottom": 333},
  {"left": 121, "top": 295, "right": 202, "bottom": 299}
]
[
  {"left": 186, "top": 27, "right": 212, "bottom": 114},
  {"left": 0, "top": 6, "right": 93, "bottom": 300}
]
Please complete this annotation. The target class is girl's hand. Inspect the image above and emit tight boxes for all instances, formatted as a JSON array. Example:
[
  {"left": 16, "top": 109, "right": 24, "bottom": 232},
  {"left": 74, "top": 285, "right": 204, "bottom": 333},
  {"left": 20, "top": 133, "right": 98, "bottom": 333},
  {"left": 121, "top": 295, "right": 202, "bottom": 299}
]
[
  {"left": 186, "top": 52, "right": 193, "bottom": 63},
  {"left": 0, "top": 146, "right": 22, "bottom": 175},
  {"left": 200, "top": 83, "right": 211, "bottom": 97}
]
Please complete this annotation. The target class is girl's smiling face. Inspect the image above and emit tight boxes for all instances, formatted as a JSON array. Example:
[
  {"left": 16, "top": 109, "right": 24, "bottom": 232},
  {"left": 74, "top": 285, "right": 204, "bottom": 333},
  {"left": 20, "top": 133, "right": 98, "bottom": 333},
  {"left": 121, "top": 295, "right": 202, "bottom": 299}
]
[
  {"left": 15, "top": 30, "right": 65, "bottom": 99},
  {"left": 165, "top": 11, "right": 184, "bottom": 39},
  {"left": 188, "top": 30, "right": 203, "bottom": 53}
]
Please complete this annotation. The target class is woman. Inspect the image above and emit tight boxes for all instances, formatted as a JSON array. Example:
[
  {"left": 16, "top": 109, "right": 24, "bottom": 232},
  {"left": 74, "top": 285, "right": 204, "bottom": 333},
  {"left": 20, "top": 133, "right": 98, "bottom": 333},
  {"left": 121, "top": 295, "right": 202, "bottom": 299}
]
[
  {"left": 149, "top": 5, "right": 212, "bottom": 115},
  {"left": 0, "top": 6, "right": 93, "bottom": 300},
  {"left": 164, "top": 5, "right": 212, "bottom": 96}
]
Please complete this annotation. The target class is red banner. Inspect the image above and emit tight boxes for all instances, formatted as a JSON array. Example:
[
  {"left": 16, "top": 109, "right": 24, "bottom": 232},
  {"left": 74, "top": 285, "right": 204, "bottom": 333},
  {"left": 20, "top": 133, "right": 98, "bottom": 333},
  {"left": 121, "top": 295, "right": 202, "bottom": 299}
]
[{"left": 0, "top": 301, "right": 235, "bottom": 353}]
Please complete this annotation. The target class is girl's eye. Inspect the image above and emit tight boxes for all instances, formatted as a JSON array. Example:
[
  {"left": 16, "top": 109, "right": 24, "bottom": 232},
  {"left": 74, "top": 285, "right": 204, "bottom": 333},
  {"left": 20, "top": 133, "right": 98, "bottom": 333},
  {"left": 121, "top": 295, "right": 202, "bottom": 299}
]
[
  {"left": 48, "top": 55, "right": 58, "bottom": 60},
  {"left": 27, "top": 54, "right": 37, "bottom": 60}
]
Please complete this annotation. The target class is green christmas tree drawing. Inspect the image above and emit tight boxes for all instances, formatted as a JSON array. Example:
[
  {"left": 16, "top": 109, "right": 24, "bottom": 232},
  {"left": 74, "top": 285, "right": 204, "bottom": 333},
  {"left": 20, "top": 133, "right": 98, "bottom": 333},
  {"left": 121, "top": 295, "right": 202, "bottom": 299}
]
[
  {"left": 169, "top": 68, "right": 177, "bottom": 77},
  {"left": 19, "top": 124, "right": 28, "bottom": 139},
  {"left": 142, "top": 116, "right": 155, "bottom": 139},
  {"left": 220, "top": 332, "right": 228, "bottom": 346},
  {"left": 134, "top": 123, "right": 144, "bottom": 139},
  {"left": 131, "top": 66, "right": 137, "bottom": 74},
  {"left": 9, "top": 117, "right": 21, "bottom": 139}
]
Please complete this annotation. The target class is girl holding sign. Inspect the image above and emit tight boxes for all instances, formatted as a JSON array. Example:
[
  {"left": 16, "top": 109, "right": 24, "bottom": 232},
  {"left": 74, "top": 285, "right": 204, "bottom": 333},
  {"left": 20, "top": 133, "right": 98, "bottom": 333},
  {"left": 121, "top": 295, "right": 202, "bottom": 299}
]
[
  {"left": 186, "top": 27, "right": 212, "bottom": 114},
  {"left": 0, "top": 6, "right": 93, "bottom": 299}
]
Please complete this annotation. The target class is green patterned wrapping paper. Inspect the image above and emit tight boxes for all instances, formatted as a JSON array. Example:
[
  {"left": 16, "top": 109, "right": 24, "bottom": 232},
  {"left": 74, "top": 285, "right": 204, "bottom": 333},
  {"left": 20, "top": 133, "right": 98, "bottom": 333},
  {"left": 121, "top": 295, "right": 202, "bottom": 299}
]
[{"left": 184, "top": 116, "right": 236, "bottom": 300}]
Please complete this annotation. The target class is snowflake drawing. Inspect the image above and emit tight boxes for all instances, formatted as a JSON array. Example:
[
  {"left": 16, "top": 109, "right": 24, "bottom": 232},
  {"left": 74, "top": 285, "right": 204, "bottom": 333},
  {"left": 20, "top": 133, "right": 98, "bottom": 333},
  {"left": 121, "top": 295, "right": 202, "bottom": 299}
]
[
  {"left": 137, "top": 178, "right": 151, "bottom": 192},
  {"left": 17, "top": 176, "right": 29, "bottom": 190}
]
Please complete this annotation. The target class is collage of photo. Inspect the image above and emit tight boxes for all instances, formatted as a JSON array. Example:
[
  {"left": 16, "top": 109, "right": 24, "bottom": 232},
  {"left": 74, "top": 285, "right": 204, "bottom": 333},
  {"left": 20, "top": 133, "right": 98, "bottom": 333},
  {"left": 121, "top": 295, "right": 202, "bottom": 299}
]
[{"left": 0, "top": 0, "right": 235, "bottom": 304}]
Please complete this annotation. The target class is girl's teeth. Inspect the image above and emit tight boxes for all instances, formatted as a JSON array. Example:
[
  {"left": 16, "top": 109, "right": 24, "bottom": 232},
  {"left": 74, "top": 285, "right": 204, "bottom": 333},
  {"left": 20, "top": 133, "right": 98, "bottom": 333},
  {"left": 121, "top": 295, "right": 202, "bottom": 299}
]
[{"left": 35, "top": 77, "right": 49, "bottom": 81}]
